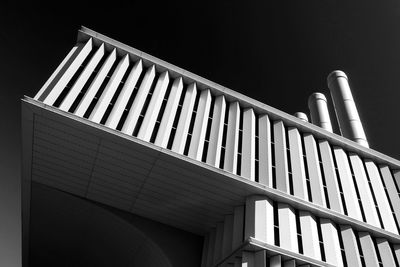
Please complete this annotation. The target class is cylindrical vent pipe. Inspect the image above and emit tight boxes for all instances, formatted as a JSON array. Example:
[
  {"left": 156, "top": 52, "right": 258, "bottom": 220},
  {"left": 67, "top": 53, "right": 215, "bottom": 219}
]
[
  {"left": 307, "top": 92, "right": 333, "bottom": 133},
  {"left": 327, "top": 70, "right": 369, "bottom": 148},
  {"left": 294, "top": 112, "right": 309, "bottom": 123}
]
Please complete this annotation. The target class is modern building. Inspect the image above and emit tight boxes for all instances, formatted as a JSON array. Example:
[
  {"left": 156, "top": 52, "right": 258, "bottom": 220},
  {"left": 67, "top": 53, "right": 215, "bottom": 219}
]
[{"left": 21, "top": 26, "right": 400, "bottom": 266}]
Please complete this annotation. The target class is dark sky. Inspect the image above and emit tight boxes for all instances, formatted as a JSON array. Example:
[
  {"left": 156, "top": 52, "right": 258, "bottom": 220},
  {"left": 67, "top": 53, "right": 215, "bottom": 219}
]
[{"left": 1, "top": 1, "right": 400, "bottom": 265}]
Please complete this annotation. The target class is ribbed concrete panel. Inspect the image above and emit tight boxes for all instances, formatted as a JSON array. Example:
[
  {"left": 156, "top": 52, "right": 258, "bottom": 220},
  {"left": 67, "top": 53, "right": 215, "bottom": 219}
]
[
  {"left": 358, "top": 232, "right": 379, "bottom": 267},
  {"left": 340, "top": 225, "right": 362, "bottom": 267},
  {"left": 213, "top": 222, "right": 224, "bottom": 264},
  {"left": 188, "top": 89, "right": 212, "bottom": 160},
  {"left": 274, "top": 121, "right": 289, "bottom": 193},
  {"left": 318, "top": 141, "right": 343, "bottom": 213},
  {"left": 349, "top": 154, "right": 380, "bottom": 227},
  {"left": 224, "top": 102, "right": 240, "bottom": 174},
  {"left": 89, "top": 54, "right": 130, "bottom": 123},
  {"left": 304, "top": 134, "right": 326, "bottom": 207},
  {"left": 74, "top": 49, "right": 117, "bottom": 117},
  {"left": 299, "top": 211, "right": 321, "bottom": 260},
  {"left": 137, "top": 71, "right": 170, "bottom": 141},
  {"left": 105, "top": 60, "right": 143, "bottom": 129},
  {"left": 241, "top": 108, "right": 256, "bottom": 181},
  {"left": 376, "top": 238, "right": 396, "bottom": 267},
  {"left": 278, "top": 203, "right": 298, "bottom": 252},
  {"left": 206, "top": 229, "right": 216, "bottom": 267},
  {"left": 245, "top": 196, "right": 274, "bottom": 245},
  {"left": 365, "top": 160, "right": 398, "bottom": 233},
  {"left": 270, "top": 255, "right": 282, "bottom": 267},
  {"left": 43, "top": 38, "right": 93, "bottom": 105},
  {"left": 258, "top": 114, "right": 272, "bottom": 187},
  {"left": 320, "top": 218, "right": 343, "bottom": 267},
  {"left": 121, "top": 65, "right": 156, "bottom": 135},
  {"left": 288, "top": 127, "right": 308, "bottom": 200},
  {"left": 380, "top": 166, "right": 400, "bottom": 229},
  {"left": 59, "top": 43, "right": 105, "bottom": 111},
  {"left": 35, "top": 45, "right": 79, "bottom": 100},
  {"left": 334, "top": 147, "right": 362, "bottom": 221},
  {"left": 206, "top": 95, "right": 226, "bottom": 167},
  {"left": 232, "top": 205, "right": 244, "bottom": 250},
  {"left": 222, "top": 214, "right": 234, "bottom": 258},
  {"left": 154, "top": 77, "right": 184, "bottom": 148},
  {"left": 172, "top": 83, "right": 197, "bottom": 154}
]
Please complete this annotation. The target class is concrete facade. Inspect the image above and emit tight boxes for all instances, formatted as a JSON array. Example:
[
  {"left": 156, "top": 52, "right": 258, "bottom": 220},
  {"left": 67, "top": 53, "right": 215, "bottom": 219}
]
[{"left": 21, "top": 27, "right": 400, "bottom": 266}]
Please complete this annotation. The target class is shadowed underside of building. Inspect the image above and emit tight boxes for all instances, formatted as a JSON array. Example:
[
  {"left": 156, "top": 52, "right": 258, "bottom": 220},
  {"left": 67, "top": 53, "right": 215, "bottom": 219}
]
[{"left": 21, "top": 27, "right": 400, "bottom": 266}]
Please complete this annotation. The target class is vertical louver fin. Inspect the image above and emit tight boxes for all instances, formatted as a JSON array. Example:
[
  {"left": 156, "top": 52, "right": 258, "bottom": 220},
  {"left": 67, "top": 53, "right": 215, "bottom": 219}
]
[
  {"left": 121, "top": 65, "right": 156, "bottom": 135},
  {"left": 188, "top": 89, "right": 212, "bottom": 160},
  {"left": 74, "top": 48, "right": 117, "bottom": 117},
  {"left": 224, "top": 101, "right": 240, "bottom": 174},
  {"left": 171, "top": 83, "right": 197, "bottom": 154},
  {"left": 89, "top": 54, "right": 130, "bottom": 123},
  {"left": 59, "top": 43, "right": 105, "bottom": 111},
  {"left": 137, "top": 71, "right": 170, "bottom": 141},
  {"left": 105, "top": 59, "right": 144, "bottom": 129},
  {"left": 154, "top": 77, "right": 184, "bottom": 148},
  {"left": 41, "top": 38, "right": 93, "bottom": 104},
  {"left": 206, "top": 95, "right": 226, "bottom": 167}
]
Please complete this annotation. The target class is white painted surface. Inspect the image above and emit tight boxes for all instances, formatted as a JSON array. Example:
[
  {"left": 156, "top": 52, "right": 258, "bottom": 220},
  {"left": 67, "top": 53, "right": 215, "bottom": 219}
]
[
  {"left": 121, "top": 65, "right": 156, "bottom": 135},
  {"left": 206, "top": 95, "right": 226, "bottom": 167},
  {"left": 188, "top": 89, "right": 212, "bottom": 160},
  {"left": 274, "top": 121, "right": 289, "bottom": 193},
  {"left": 89, "top": 54, "right": 130, "bottom": 123},
  {"left": 224, "top": 102, "right": 240, "bottom": 174},
  {"left": 171, "top": 83, "right": 197, "bottom": 154},
  {"left": 59, "top": 43, "right": 105, "bottom": 111},
  {"left": 137, "top": 71, "right": 170, "bottom": 141},
  {"left": 44, "top": 38, "right": 93, "bottom": 105},
  {"left": 154, "top": 77, "right": 183, "bottom": 148},
  {"left": 74, "top": 49, "right": 117, "bottom": 117},
  {"left": 258, "top": 114, "right": 272, "bottom": 187},
  {"left": 241, "top": 108, "right": 256, "bottom": 180},
  {"left": 105, "top": 60, "right": 143, "bottom": 129}
]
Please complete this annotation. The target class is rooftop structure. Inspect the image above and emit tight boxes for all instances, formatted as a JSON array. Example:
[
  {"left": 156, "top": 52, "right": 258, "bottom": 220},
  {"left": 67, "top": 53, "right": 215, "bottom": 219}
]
[{"left": 21, "top": 27, "right": 400, "bottom": 266}]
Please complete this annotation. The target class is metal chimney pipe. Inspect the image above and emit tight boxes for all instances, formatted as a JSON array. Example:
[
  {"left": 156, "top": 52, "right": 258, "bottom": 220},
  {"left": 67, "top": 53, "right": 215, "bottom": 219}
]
[
  {"left": 294, "top": 112, "right": 309, "bottom": 122},
  {"left": 307, "top": 92, "right": 333, "bottom": 133},
  {"left": 327, "top": 70, "right": 369, "bottom": 148}
]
